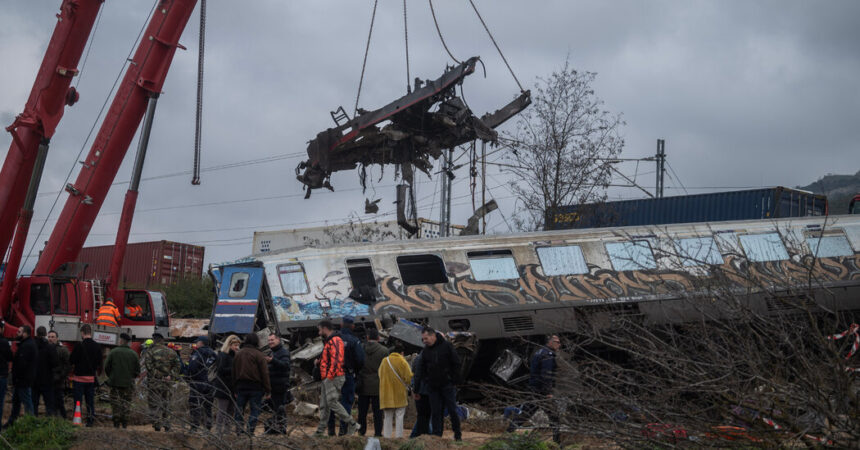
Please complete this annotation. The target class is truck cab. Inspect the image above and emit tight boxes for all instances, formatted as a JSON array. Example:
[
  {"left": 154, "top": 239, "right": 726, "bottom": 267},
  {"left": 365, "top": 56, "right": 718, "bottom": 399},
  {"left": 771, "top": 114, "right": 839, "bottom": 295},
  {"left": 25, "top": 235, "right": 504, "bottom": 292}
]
[{"left": 21, "top": 266, "right": 169, "bottom": 344}]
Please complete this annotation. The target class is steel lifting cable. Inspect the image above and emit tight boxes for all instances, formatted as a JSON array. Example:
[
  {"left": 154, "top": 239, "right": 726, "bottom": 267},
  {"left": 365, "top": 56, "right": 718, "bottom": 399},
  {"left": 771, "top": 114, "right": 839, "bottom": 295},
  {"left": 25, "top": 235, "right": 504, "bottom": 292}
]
[
  {"left": 354, "top": 0, "right": 379, "bottom": 116},
  {"left": 428, "top": 0, "right": 460, "bottom": 64},
  {"left": 192, "top": 0, "right": 206, "bottom": 185},
  {"left": 403, "top": 0, "right": 411, "bottom": 93},
  {"left": 467, "top": 0, "right": 524, "bottom": 92}
]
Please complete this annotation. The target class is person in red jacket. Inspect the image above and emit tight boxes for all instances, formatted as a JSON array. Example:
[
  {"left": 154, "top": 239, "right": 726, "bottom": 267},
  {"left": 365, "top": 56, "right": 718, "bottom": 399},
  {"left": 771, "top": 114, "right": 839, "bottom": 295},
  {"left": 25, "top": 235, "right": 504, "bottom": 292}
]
[{"left": 314, "top": 320, "right": 358, "bottom": 436}]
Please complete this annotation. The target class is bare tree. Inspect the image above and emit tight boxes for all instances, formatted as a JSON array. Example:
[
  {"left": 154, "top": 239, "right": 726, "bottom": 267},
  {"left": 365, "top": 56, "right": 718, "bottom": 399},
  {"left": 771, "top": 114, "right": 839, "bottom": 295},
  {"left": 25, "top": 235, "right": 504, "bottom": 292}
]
[{"left": 504, "top": 58, "right": 625, "bottom": 231}]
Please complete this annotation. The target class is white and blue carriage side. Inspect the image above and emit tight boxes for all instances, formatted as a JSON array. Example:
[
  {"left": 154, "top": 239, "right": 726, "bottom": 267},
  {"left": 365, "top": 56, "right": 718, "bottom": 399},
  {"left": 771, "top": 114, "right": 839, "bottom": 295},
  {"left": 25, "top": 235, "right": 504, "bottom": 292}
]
[{"left": 209, "top": 215, "right": 860, "bottom": 340}]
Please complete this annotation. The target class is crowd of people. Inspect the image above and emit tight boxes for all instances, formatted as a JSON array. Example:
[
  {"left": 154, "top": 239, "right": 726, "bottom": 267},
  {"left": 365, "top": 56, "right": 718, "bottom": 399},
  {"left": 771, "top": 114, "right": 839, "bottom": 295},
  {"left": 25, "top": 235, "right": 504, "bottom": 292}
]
[{"left": 0, "top": 313, "right": 560, "bottom": 441}]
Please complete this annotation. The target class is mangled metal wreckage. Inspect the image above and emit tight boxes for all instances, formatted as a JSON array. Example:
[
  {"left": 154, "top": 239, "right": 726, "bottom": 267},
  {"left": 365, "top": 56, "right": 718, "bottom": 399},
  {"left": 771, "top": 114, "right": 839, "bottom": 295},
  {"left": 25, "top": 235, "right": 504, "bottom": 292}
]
[{"left": 295, "top": 56, "right": 531, "bottom": 197}]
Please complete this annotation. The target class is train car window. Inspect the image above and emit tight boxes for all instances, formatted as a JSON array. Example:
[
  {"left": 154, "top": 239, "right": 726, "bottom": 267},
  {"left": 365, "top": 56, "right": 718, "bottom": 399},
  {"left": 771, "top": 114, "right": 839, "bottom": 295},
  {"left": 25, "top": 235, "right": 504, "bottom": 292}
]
[
  {"left": 397, "top": 254, "right": 448, "bottom": 285},
  {"left": 739, "top": 233, "right": 789, "bottom": 262},
  {"left": 467, "top": 250, "right": 519, "bottom": 281},
  {"left": 606, "top": 241, "right": 657, "bottom": 271},
  {"left": 674, "top": 237, "right": 724, "bottom": 266},
  {"left": 347, "top": 259, "right": 378, "bottom": 304},
  {"left": 806, "top": 235, "right": 853, "bottom": 258},
  {"left": 278, "top": 263, "right": 310, "bottom": 295},
  {"left": 536, "top": 246, "right": 588, "bottom": 276},
  {"left": 30, "top": 283, "right": 51, "bottom": 315},
  {"left": 228, "top": 272, "right": 250, "bottom": 298}
]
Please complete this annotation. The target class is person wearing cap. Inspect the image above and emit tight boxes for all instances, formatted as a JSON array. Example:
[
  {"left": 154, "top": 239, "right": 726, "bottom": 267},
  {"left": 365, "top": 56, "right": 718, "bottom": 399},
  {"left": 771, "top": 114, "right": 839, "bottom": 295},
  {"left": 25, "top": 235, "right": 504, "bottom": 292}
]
[
  {"left": 184, "top": 335, "right": 217, "bottom": 431},
  {"left": 144, "top": 332, "right": 181, "bottom": 431},
  {"left": 327, "top": 315, "right": 364, "bottom": 436},
  {"left": 105, "top": 333, "right": 139, "bottom": 428}
]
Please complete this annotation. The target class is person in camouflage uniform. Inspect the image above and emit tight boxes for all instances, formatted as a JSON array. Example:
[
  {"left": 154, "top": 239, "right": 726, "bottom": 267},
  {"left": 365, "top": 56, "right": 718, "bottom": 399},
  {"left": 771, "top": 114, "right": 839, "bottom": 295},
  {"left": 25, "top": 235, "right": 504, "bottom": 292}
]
[{"left": 144, "top": 333, "right": 181, "bottom": 431}]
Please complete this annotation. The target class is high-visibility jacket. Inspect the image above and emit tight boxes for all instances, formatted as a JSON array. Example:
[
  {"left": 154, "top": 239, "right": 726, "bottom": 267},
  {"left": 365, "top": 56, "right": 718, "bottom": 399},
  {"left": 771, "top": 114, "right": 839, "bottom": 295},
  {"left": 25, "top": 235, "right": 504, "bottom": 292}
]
[
  {"left": 96, "top": 301, "right": 121, "bottom": 327},
  {"left": 126, "top": 304, "right": 143, "bottom": 318},
  {"left": 319, "top": 334, "right": 345, "bottom": 380}
]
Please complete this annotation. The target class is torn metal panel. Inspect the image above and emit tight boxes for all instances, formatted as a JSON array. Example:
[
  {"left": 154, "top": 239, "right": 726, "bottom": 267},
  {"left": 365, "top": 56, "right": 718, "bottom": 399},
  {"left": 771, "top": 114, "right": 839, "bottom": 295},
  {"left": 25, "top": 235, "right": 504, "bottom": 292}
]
[
  {"left": 296, "top": 56, "right": 531, "bottom": 196},
  {"left": 490, "top": 348, "right": 524, "bottom": 382},
  {"left": 462, "top": 199, "right": 499, "bottom": 235},
  {"left": 389, "top": 318, "right": 425, "bottom": 348}
]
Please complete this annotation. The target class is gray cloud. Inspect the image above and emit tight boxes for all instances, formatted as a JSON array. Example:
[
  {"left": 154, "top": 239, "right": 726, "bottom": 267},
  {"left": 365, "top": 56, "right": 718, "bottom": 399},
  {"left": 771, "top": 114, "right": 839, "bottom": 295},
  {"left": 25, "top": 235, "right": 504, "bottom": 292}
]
[{"left": 1, "top": 0, "right": 858, "bottom": 271}]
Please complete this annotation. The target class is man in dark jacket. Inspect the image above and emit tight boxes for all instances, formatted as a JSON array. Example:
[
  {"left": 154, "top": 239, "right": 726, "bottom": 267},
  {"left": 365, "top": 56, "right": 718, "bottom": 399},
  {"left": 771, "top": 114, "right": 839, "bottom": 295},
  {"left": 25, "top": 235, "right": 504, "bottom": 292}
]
[
  {"left": 356, "top": 328, "right": 388, "bottom": 437},
  {"left": 47, "top": 330, "right": 70, "bottom": 418},
  {"left": 328, "top": 315, "right": 365, "bottom": 435},
  {"left": 529, "top": 335, "right": 559, "bottom": 396},
  {"left": 105, "top": 333, "right": 139, "bottom": 428},
  {"left": 232, "top": 333, "right": 271, "bottom": 434},
  {"left": 5, "top": 325, "right": 37, "bottom": 427},
  {"left": 69, "top": 324, "right": 102, "bottom": 427},
  {"left": 409, "top": 353, "right": 433, "bottom": 438},
  {"left": 265, "top": 333, "right": 291, "bottom": 434},
  {"left": 0, "top": 321, "right": 14, "bottom": 429},
  {"left": 33, "top": 326, "right": 58, "bottom": 416},
  {"left": 185, "top": 336, "right": 217, "bottom": 431},
  {"left": 419, "top": 326, "right": 462, "bottom": 441}
]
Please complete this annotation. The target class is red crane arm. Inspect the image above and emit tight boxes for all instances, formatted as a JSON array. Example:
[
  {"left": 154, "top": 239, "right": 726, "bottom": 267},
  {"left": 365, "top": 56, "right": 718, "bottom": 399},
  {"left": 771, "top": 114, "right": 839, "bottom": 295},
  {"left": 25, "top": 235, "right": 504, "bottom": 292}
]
[
  {"left": 0, "top": 0, "right": 103, "bottom": 267},
  {"left": 34, "top": 0, "right": 198, "bottom": 276}
]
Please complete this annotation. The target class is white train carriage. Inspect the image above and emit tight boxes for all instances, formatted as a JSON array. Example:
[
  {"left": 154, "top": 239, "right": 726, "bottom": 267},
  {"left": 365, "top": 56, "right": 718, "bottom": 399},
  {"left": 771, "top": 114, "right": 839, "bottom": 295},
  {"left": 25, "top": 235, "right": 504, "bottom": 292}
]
[{"left": 209, "top": 215, "right": 860, "bottom": 342}]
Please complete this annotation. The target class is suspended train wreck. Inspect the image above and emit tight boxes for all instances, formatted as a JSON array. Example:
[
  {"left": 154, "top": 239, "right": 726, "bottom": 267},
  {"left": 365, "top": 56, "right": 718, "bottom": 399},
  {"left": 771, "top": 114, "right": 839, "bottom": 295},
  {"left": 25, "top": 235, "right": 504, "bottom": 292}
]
[{"left": 209, "top": 214, "right": 860, "bottom": 381}]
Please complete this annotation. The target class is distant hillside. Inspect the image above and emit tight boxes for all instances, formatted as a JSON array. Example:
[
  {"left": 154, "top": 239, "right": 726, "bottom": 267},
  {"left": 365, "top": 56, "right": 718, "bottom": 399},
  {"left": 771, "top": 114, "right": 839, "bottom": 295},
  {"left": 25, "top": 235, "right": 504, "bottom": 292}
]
[{"left": 798, "top": 170, "right": 860, "bottom": 215}]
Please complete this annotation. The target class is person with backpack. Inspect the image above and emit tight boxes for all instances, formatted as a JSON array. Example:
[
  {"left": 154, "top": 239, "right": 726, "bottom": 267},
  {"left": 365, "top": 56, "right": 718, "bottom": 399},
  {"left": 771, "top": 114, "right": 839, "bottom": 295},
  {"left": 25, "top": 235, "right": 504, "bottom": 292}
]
[
  {"left": 213, "top": 335, "right": 240, "bottom": 435},
  {"left": 104, "top": 333, "right": 139, "bottom": 428},
  {"left": 327, "top": 315, "right": 364, "bottom": 436},
  {"left": 265, "top": 333, "right": 291, "bottom": 434},
  {"left": 378, "top": 351, "right": 413, "bottom": 438},
  {"left": 185, "top": 336, "right": 217, "bottom": 431}
]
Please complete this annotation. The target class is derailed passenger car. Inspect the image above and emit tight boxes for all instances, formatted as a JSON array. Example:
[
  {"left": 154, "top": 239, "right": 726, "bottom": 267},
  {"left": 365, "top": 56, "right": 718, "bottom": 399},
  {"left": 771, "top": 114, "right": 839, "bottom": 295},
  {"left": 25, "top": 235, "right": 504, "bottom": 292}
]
[{"left": 208, "top": 215, "right": 860, "bottom": 378}]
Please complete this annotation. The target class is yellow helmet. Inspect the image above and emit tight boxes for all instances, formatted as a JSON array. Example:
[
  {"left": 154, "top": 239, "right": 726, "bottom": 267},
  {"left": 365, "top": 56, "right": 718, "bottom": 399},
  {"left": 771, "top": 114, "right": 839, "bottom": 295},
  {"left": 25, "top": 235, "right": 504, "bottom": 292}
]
[{"left": 144, "top": 339, "right": 154, "bottom": 347}]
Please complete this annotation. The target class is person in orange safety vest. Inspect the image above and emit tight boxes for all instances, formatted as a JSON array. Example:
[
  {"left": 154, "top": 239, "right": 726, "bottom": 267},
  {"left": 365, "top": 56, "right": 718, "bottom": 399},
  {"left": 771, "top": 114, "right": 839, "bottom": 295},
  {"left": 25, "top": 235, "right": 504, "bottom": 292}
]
[
  {"left": 125, "top": 299, "right": 143, "bottom": 319},
  {"left": 96, "top": 298, "right": 121, "bottom": 327}
]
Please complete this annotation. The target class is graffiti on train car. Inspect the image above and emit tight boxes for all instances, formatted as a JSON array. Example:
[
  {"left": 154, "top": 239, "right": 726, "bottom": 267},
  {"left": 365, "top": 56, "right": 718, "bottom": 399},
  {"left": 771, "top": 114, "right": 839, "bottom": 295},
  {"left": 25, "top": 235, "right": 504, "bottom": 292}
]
[{"left": 268, "top": 252, "right": 860, "bottom": 322}]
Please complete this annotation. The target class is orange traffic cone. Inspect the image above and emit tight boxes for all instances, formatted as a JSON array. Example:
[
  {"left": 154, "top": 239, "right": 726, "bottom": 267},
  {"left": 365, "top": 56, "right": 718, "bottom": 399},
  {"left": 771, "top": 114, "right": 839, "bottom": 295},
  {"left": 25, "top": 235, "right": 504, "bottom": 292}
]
[{"left": 73, "top": 401, "right": 83, "bottom": 426}]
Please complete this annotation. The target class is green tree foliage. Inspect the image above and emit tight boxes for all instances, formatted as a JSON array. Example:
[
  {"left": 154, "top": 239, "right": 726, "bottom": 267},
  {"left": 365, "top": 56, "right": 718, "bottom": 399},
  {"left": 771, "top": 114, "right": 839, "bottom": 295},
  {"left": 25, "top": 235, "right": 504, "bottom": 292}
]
[{"left": 155, "top": 276, "right": 214, "bottom": 318}]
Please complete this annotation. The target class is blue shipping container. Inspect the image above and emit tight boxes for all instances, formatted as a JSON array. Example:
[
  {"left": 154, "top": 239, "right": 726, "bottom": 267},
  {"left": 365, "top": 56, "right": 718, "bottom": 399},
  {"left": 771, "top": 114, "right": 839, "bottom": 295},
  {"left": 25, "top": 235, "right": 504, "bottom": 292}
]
[{"left": 550, "top": 187, "right": 827, "bottom": 230}]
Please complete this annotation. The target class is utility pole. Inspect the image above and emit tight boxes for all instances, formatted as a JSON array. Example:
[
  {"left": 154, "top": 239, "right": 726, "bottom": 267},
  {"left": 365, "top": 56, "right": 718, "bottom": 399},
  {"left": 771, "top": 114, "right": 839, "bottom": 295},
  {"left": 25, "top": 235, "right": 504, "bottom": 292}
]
[
  {"left": 439, "top": 152, "right": 448, "bottom": 237},
  {"left": 481, "top": 141, "right": 487, "bottom": 235},
  {"left": 655, "top": 139, "right": 666, "bottom": 198},
  {"left": 446, "top": 147, "right": 453, "bottom": 236}
]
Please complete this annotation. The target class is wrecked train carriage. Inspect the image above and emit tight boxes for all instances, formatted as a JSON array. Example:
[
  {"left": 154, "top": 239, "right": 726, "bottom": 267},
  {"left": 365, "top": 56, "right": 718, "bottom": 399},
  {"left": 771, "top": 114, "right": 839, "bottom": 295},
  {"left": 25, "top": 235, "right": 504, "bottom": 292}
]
[
  {"left": 295, "top": 56, "right": 531, "bottom": 196},
  {"left": 208, "top": 215, "right": 860, "bottom": 378}
]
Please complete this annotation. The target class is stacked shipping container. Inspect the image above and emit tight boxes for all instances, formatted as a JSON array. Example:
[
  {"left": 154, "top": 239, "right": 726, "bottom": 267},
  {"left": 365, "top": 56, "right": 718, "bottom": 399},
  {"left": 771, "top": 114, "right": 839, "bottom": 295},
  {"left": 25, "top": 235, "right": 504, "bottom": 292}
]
[
  {"left": 75, "top": 240, "right": 204, "bottom": 288},
  {"left": 550, "top": 187, "right": 828, "bottom": 230}
]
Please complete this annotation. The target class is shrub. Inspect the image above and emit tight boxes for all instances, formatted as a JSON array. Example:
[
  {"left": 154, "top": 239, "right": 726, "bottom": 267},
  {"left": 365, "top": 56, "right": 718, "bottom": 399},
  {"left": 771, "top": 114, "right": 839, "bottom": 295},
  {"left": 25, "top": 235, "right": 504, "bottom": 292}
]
[
  {"left": 479, "top": 432, "right": 558, "bottom": 450},
  {"left": 0, "top": 416, "right": 76, "bottom": 450}
]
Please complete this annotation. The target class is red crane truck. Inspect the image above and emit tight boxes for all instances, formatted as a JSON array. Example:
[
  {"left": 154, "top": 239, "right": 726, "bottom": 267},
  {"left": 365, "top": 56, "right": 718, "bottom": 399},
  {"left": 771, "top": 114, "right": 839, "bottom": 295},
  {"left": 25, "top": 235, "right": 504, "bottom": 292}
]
[{"left": 0, "top": 0, "right": 198, "bottom": 345}]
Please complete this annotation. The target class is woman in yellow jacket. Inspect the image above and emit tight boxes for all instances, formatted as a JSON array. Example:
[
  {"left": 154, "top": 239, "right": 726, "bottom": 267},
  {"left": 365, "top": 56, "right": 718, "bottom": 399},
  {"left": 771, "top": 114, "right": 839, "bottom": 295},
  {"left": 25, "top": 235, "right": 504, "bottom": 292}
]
[{"left": 378, "top": 352, "right": 413, "bottom": 438}]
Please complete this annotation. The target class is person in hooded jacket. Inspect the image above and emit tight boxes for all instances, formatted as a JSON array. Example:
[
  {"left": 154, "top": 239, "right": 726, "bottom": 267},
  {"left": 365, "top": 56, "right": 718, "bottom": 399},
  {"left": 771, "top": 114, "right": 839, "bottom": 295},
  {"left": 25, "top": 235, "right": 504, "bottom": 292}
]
[
  {"left": 265, "top": 333, "right": 291, "bottom": 434},
  {"left": 185, "top": 336, "right": 217, "bottom": 431},
  {"left": 356, "top": 328, "right": 388, "bottom": 436},
  {"left": 232, "top": 333, "right": 271, "bottom": 434},
  {"left": 419, "top": 326, "right": 462, "bottom": 441},
  {"left": 6, "top": 325, "right": 38, "bottom": 426},
  {"left": 33, "top": 326, "right": 58, "bottom": 416},
  {"left": 104, "top": 333, "right": 139, "bottom": 428},
  {"left": 213, "top": 334, "right": 240, "bottom": 435}
]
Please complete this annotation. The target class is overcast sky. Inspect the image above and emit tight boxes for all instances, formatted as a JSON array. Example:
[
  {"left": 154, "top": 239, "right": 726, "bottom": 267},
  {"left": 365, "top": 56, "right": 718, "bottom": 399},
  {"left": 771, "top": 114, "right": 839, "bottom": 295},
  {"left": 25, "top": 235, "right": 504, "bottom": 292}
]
[{"left": 2, "top": 0, "right": 859, "bottom": 272}]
